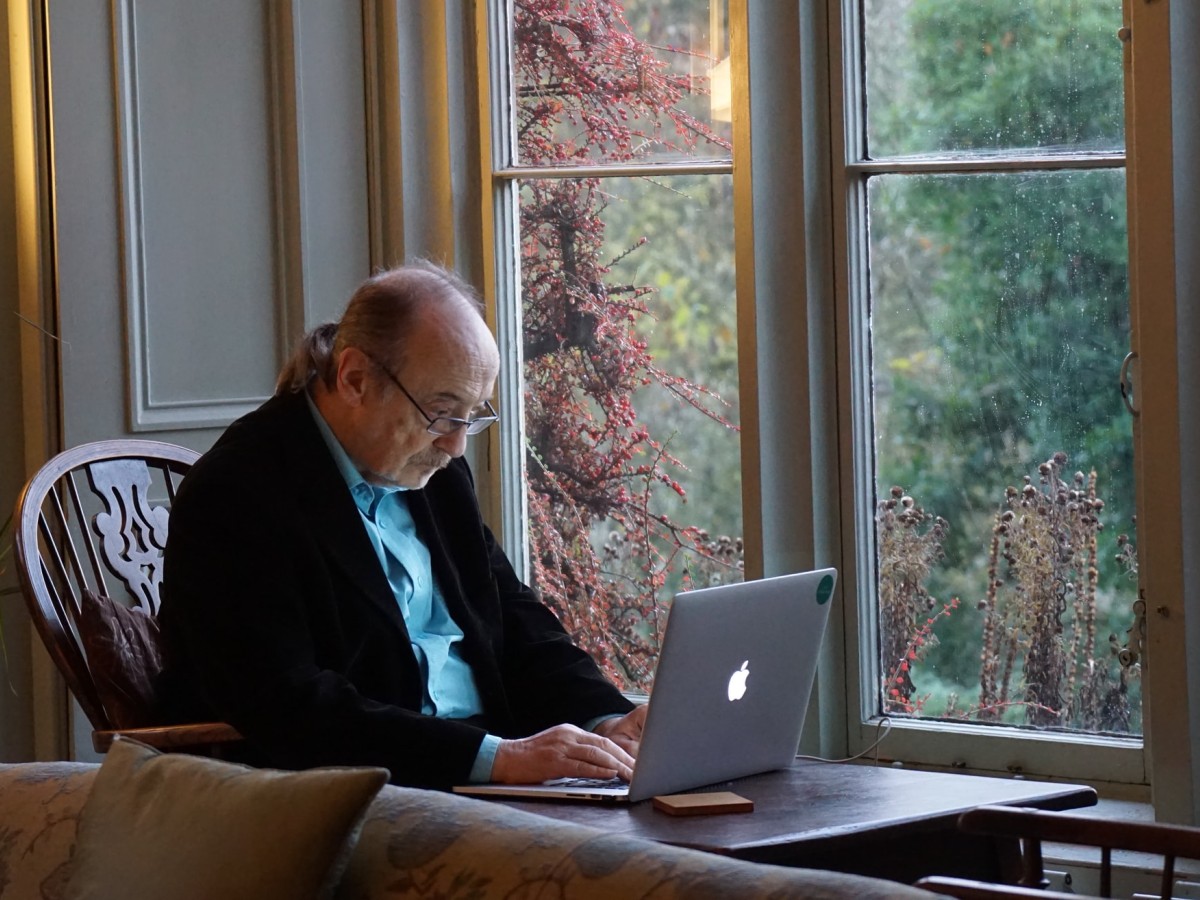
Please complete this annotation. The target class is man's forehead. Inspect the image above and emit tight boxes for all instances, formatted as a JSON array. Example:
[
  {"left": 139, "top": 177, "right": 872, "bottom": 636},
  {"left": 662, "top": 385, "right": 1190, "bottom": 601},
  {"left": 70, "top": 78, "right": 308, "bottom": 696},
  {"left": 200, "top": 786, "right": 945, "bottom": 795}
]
[{"left": 399, "top": 351, "right": 497, "bottom": 404}]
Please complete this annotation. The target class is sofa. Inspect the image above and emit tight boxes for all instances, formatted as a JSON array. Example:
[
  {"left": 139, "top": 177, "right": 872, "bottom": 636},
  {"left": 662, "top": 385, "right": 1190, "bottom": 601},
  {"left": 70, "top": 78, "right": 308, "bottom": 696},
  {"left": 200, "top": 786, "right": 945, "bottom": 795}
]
[{"left": 0, "top": 752, "right": 944, "bottom": 899}]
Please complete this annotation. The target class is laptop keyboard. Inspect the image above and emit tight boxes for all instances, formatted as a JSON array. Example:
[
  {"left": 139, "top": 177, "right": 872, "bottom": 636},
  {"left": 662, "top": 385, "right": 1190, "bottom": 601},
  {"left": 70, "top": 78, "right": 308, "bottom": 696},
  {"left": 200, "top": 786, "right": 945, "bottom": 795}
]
[{"left": 543, "top": 776, "right": 626, "bottom": 788}]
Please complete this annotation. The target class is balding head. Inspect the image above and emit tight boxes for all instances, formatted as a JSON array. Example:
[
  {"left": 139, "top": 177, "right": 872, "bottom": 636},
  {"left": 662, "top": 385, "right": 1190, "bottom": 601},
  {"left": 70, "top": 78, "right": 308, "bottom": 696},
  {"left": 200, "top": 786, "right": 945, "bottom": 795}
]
[{"left": 276, "top": 261, "right": 491, "bottom": 395}]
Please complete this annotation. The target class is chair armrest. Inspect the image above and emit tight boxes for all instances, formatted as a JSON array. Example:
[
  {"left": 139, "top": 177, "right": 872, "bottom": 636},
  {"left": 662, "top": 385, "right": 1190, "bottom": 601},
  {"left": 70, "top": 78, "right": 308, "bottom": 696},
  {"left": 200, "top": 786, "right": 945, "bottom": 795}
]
[
  {"left": 915, "top": 875, "right": 1091, "bottom": 899},
  {"left": 93, "top": 722, "right": 243, "bottom": 753}
]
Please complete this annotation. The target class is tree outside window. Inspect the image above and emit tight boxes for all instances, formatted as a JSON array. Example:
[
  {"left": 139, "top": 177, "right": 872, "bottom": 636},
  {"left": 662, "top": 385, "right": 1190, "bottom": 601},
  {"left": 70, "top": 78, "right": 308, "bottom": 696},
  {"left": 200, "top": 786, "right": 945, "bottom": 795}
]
[{"left": 506, "top": 0, "right": 740, "bottom": 691}]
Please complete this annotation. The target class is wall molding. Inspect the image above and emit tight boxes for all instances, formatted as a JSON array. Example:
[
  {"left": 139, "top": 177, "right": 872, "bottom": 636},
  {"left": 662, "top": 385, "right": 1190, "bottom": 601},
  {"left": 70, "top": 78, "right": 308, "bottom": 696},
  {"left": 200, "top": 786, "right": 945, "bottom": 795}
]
[{"left": 113, "top": 0, "right": 297, "bottom": 432}]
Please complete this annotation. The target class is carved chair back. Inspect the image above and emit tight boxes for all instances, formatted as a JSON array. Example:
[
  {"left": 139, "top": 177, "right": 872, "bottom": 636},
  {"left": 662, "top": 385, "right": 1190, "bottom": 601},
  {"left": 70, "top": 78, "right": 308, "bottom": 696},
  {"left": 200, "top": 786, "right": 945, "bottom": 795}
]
[{"left": 14, "top": 439, "right": 197, "bottom": 731}]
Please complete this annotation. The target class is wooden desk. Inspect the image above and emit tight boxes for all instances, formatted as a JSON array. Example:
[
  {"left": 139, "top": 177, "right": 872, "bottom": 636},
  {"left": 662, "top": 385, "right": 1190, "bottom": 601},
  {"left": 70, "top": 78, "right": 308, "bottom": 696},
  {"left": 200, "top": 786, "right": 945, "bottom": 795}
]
[{"left": 494, "top": 760, "right": 1098, "bottom": 884}]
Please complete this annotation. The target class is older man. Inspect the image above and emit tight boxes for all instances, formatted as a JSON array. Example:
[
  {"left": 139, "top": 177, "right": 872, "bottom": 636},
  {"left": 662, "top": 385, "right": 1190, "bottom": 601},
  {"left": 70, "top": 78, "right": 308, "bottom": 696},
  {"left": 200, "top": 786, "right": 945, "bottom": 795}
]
[{"left": 158, "top": 263, "right": 645, "bottom": 789}]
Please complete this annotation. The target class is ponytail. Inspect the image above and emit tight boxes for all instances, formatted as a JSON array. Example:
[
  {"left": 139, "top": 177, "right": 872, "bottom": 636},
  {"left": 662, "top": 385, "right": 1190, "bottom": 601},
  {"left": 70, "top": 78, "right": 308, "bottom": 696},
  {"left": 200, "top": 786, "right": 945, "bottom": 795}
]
[{"left": 274, "top": 322, "right": 339, "bottom": 395}]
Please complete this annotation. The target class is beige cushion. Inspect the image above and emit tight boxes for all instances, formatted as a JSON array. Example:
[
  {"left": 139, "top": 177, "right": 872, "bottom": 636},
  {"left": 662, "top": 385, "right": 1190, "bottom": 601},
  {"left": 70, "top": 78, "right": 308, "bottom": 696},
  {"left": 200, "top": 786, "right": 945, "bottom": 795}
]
[{"left": 64, "top": 737, "right": 388, "bottom": 900}]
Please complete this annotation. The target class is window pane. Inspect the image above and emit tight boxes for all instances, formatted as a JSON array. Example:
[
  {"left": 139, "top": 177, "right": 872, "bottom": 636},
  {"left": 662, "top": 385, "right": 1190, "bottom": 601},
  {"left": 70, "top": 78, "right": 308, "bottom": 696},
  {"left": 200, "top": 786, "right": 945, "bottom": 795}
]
[
  {"left": 512, "top": 0, "right": 732, "bottom": 166},
  {"left": 864, "top": 0, "right": 1125, "bottom": 158},
  {"left": 520, "top": 174, "right": 742, "bottom": 691},
  {"left": 869, "top": 169, "right": 1140, "bottom": 735}
]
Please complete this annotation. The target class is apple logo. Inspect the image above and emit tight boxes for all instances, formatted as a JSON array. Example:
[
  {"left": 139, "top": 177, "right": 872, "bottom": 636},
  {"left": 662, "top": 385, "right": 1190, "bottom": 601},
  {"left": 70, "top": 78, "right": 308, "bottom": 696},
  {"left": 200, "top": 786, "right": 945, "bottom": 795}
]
[{"left": 727, "top": 660, "right": 750, "bottom": 701}]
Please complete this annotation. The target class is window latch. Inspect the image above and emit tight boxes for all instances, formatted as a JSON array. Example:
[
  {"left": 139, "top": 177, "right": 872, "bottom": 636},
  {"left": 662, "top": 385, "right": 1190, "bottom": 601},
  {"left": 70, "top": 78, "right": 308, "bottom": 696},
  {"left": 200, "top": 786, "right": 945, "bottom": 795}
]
[
  {"left": 1117, "top": 593, "right": 1147, "bottom": 670},
  {"left": 1119, "top": 351, "right": 1139, "bottom": 416}
]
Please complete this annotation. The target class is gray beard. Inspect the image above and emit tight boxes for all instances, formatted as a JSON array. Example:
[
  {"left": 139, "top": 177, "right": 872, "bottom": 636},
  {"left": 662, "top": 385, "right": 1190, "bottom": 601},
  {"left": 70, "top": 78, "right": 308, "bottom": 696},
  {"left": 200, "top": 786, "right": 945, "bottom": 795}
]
[{"left": 362, "top": 452, "right": 449, "bottom": 487}]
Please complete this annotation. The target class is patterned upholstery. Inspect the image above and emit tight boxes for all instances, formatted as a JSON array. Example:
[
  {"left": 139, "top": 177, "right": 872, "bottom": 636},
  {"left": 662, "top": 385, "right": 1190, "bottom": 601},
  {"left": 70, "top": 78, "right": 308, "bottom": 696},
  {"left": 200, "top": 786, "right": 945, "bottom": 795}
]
[
  {"left": 0, "top": 763, "right": 937, "bottom": 899},
  {"left": 0, "top": 763, "right": 94, "bottom": 899}
]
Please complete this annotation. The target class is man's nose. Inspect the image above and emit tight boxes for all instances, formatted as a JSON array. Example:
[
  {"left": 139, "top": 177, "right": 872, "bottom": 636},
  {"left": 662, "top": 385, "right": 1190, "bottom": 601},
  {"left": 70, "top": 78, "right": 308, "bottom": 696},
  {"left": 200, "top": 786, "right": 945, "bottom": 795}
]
[{"left": 434, "top": 427, "right": 469, "bottom": 458}]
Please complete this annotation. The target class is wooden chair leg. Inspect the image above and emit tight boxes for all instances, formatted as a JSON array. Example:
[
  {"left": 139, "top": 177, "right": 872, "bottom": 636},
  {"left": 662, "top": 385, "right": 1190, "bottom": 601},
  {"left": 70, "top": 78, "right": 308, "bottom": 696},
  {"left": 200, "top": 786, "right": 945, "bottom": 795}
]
[{"left": 1019, "top": 837, "right": 1046, "bottom": 889}]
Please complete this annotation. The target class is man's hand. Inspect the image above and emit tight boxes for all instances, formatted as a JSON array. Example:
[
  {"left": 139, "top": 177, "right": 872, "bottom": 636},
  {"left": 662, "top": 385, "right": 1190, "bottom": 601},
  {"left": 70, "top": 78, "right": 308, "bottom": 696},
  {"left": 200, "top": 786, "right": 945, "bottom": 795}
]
[
  {"left": 492, "top": 724, "right": 636, "bottom": 784},
  {"left": 592, "top": 704, "right": 648, "bottom": 757}
]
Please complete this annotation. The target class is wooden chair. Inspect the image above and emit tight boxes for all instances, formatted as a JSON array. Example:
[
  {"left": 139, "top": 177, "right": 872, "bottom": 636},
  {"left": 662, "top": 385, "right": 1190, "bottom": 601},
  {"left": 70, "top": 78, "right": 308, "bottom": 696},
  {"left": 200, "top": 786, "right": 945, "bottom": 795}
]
[
  {"left": 916, "top": 804, "right": 1200, "bottom": 899},
  {"left": 14, "top": 439, "right": 241, "bottom": 754}
]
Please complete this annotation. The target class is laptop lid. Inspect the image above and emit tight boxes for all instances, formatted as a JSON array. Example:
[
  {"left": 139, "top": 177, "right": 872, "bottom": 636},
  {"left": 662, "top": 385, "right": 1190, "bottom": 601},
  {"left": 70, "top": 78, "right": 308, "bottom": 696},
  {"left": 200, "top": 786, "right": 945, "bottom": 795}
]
[
  {"left": 624, "top": 567, "right": 836, "bottom": 800},
  {"left": 454, "top": 568, "right": 837, "bottom": 803}
]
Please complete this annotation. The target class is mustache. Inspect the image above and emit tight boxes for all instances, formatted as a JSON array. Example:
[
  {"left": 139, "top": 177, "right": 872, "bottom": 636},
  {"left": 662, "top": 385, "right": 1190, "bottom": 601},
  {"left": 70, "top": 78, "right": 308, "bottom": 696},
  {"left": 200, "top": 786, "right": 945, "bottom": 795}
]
[
  {"left": 410, "top": 450, "right": 451, "bottom": 469},
  {"left": 361, "top": 452, "right": 451, "bottom": 487}
]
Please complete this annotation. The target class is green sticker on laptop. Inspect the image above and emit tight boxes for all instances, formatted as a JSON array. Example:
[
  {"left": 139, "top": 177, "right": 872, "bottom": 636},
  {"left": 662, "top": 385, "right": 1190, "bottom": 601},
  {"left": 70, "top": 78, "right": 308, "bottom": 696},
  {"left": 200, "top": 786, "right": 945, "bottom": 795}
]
[{"left": 816, "top": 573, "right": 834, "bottom": 605}]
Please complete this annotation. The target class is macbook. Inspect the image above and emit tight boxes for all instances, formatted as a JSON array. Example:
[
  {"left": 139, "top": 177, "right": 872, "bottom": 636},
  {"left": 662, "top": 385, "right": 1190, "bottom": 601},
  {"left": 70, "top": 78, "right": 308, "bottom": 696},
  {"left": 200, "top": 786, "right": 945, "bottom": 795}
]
[{"left": 453, "top": 567, "right": 837, "bottom": 803}]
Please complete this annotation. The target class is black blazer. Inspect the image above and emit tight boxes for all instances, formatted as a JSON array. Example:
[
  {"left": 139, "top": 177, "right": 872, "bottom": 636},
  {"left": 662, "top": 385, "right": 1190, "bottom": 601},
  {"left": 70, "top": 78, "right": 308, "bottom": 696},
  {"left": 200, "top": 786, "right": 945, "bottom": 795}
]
[{"left": 157, "top": 389, "right": 632, "bottom": 788}]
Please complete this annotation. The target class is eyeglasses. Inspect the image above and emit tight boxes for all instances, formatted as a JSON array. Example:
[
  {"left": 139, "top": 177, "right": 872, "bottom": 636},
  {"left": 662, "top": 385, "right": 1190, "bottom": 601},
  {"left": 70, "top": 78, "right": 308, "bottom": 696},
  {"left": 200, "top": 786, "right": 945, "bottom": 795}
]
[{"left": 363, "top": 351, "right": 498, "bottom": 436}]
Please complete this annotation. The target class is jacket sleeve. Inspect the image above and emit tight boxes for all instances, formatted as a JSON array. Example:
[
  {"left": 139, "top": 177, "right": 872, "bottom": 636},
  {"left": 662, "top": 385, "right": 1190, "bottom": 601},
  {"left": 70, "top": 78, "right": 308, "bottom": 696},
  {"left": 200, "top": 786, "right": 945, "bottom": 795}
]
[{"left": 489, "top": 523, "right": 636, "bottom": 732}]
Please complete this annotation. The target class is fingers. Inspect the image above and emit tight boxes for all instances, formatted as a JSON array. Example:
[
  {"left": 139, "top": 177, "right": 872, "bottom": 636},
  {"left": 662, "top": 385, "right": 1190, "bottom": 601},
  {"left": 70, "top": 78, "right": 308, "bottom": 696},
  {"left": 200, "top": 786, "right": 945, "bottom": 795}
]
[
  {"left": 570, "top": 736, "right": 635, "bottom": 781},
  {"left": 606, "top": 732, "right": 640, "bottom": 760},
  {"left": 492, "top": 724, "right": 636, "bottom": 784},
  {"left": 593, "top": 705, "right": 648, "bottom": 759}
]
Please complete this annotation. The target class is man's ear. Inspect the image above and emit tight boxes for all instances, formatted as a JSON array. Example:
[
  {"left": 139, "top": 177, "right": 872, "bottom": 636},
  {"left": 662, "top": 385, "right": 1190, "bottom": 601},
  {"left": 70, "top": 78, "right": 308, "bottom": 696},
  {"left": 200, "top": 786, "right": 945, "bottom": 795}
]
[{"left": 334, "top": 346, "right": 373, "bottom": 406}]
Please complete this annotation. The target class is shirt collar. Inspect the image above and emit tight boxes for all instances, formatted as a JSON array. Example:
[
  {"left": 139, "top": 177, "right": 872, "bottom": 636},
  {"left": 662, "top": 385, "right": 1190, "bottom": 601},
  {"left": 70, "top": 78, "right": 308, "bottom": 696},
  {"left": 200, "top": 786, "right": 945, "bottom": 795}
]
[{"left": 306, "top": 391, "right": 406, "bottom": 516}]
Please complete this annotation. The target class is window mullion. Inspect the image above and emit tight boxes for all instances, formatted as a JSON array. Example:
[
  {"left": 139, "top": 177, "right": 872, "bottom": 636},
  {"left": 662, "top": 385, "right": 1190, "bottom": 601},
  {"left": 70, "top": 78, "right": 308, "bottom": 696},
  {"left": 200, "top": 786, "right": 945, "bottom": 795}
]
[{"left": 850, "top": 154, "right": 1125, "bottom": 176}]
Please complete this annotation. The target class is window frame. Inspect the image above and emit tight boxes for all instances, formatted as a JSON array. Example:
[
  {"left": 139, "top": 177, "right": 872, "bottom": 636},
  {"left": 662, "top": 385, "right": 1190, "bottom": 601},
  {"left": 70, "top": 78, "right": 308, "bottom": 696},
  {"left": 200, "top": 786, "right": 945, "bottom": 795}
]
[
  {"left": 829, "top": 0, "right": 1148, "bottom": 788},
  {"left": 476, "top": 0, "right": 745, "bottom": 680},
  {"left": 477, "top": 0, "right": 1192, "bottom": 803}
]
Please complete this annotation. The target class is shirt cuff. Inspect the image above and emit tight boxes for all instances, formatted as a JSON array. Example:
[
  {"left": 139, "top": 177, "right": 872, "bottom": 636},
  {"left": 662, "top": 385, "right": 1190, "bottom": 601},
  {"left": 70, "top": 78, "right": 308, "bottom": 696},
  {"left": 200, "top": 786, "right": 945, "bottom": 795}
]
[
  {"left": 469, "top": 733, "right": 503, "bottom": 783},
  {"left": 584, "top": 713, "right": 625, "bottom": 733}
]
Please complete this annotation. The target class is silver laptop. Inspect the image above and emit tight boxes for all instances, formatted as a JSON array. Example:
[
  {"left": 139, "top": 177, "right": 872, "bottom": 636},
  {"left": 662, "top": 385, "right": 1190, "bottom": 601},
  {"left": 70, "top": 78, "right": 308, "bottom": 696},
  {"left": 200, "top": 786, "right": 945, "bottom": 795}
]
[{"left": 454, "top": 568, "right": 837, "bottom": 803}]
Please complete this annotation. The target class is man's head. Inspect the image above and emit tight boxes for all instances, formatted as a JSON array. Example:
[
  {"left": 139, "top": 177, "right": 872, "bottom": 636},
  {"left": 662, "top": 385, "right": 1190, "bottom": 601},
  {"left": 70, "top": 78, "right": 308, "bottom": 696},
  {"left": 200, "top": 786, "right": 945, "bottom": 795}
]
[{"left": 281, "top": 262, "right": 500, "bottom": 489}]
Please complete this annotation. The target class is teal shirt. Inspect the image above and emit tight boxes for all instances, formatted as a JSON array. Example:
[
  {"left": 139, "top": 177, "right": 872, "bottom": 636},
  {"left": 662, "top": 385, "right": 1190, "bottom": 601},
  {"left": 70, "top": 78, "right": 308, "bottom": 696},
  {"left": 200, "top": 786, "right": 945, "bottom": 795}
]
[{"left": 307, "top": 395, "right": 500, "bottom": 780}]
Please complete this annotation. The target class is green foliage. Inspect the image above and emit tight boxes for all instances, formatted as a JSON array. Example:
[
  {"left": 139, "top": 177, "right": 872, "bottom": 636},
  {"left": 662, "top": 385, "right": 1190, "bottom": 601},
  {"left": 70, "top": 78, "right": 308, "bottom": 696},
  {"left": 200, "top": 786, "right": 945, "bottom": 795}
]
[
  {"left": 868, "top": 0, "right": 1124, "bottom": 155},
  {"left": 598, "top": 174, "right": 742, "bottom": 543}
]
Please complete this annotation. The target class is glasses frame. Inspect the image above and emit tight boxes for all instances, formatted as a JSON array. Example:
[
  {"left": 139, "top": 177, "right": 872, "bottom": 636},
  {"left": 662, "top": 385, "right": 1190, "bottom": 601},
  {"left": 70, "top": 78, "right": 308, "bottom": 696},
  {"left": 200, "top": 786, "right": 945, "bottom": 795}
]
[{"left": 363, "top": 351, "right": 498, "bottom": 436}]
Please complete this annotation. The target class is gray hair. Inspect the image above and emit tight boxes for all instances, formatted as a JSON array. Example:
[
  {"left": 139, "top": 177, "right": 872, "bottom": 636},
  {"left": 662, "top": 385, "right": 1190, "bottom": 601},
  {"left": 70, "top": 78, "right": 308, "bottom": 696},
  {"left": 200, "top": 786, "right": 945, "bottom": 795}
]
[{"left": 275, "top": 261, "right": 484, "bottom": 395}]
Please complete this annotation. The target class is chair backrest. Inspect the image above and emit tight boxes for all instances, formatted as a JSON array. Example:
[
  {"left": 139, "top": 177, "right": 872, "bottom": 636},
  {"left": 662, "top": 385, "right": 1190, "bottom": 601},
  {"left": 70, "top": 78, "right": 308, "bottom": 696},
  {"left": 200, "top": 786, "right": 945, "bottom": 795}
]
[{"left": 14, "top": 439, "right": 198, "bottom": 731}]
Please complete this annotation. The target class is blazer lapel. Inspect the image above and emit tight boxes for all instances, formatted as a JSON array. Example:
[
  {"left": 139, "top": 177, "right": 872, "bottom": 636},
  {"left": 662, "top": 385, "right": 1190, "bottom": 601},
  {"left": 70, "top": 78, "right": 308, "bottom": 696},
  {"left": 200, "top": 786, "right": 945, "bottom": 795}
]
[
  {"left": 275, "top": 393, "right": 412, "bottom": 639},
  {"left": 408, "top": 470, "right": 514, "bottom": 730}
]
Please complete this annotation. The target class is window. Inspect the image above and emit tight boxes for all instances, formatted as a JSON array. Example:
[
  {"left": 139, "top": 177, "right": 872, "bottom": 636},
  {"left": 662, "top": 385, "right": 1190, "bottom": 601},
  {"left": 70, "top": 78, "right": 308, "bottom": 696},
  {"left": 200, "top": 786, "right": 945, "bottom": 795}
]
[
  {"left": 484, "top": 0, "right": 1187, "bottom": 796},
  {"left": 488, "top": 0, "right": 741, "bottom": 690},
  {"left": 838, "top": 0, "right": 1144, "bottom": 781}
]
